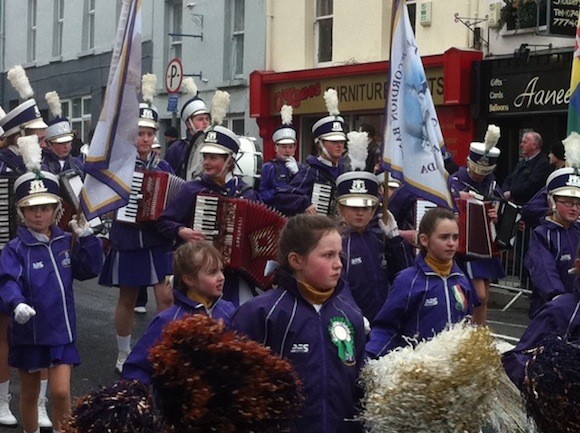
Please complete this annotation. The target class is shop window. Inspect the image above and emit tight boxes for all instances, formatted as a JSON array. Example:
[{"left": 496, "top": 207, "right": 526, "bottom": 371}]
[
  {"left": 315, "top": 0, "right": 333, "bottom": 64},
  {"left": 28, "top": 0, "right": 37, "bottom": 62},
  {"left": 61, "top": 97, "right": 92, "bottom": 144},
  {"left": 223, "top": 117, "right": 245, "bottom": 136}
]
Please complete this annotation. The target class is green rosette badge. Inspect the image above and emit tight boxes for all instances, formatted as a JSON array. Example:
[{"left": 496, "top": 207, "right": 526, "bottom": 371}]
[{"left": 328, "top": 317, "right": 356, "bottom": 366}]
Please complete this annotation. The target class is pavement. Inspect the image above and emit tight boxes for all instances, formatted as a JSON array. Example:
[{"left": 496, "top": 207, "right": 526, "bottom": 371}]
[{"left": 0, "top": 278, "right": 531, "bottom": 432}]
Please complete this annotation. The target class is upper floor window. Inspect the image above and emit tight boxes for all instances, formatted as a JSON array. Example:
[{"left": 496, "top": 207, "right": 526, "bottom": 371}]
[
  {"left": 83, "top": 0, "right": 96, "bottom": 50},
  {"left": 168, "top": 0, "right": 183, "bottom": 60},
  {"left": 231, "top": 0, "right": 245, "bottom": 77},
  {"left": 52, "top": 0, "right": 64, "bottom": 57},
  {"left": 315, "top": 0, "right": 333, "bottom": 64},
  {"left": 27, "top": 0, "right": 37, "bottom": 62},
  {"left": 407, "top": 0, "right": 417, "bottom": 33}
]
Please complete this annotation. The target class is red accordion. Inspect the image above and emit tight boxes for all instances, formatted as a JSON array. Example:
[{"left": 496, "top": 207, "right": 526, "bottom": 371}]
[
  {"left": 192, "top": 194, "right": 287, "bottom": 289},
  {"left": 116, "top": 171, "right": 185, "bottom": 223},
  {"left": 457, "top": 197, "right": 500, "bottom": 259}
]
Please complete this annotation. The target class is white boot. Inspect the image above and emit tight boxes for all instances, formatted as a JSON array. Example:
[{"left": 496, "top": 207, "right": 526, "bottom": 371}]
[
  {"left": 115, "top": 350, "right": 129, "bottom": 374},
  {"left": 38, "top": 397, "right": 53, "bottom": 429},
  {"left": 0, "top": 394, "right": 17, "bottom": 426}
]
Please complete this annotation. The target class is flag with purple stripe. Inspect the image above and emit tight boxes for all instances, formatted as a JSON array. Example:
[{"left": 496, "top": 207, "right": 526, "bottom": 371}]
[
  {"left": 382, "top": 0, "right": 453, "bottom": 209},
  {"left": 568, "top": 14, "right": 580, "bottom": 135},
  {"left": 80, "top": 0, "right": 141, "bottom": 220}
]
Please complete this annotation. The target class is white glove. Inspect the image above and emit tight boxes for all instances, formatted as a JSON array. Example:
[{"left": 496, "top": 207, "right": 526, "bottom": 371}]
[
  {"left": 14, "top": 303, "right": 36, "bottom": 325},
  {"left": 285, "top": 157, "right": 299, "bottom": 175},
  {"left": 69, "top": 215, "right": 94, "bottom": 238},
  {"left": 378, "top": 210, "right": 400, "bottom": 239}
]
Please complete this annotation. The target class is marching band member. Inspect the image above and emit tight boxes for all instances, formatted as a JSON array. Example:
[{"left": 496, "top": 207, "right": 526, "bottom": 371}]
[
  {"left": 157, "top": 91, "right": 260, "bottom": 306},
  {"left": 164, "top": 77, "right": 211, "bottom": 180},
  {"left": 0, "top": 135, "right": 102, "bottom": 433},
  {"left": 449, "top": 125, "right": 505, "bottom": 324},
  {"left": 525, "top": 133, "right": 580, "bottom": 318},
  {"left": 367, "top": 208, "right": 477, "bottom": 358},
  {"left": 259, "top": 104, "right": 301, "bottom": 205},
  {"left": 337, "top": 170, "right": 413, "bottom": 322},
  {"left": 99, "top": 74, "right": 174, "bottom": 374},
  {"left": 269, "top": 89, "right": 347, "bottom": 217}
]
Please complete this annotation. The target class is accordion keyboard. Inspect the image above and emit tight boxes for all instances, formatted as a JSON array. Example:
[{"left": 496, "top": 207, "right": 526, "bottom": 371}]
[
  {"left": 116, "top": 172, "right": 145, "bottom": 223},
  {"left": 193, "top": 195, "right": 220, "bottom": 238},
  {"left": 312, "top": 182, "right": 333, "bottom": 215}
]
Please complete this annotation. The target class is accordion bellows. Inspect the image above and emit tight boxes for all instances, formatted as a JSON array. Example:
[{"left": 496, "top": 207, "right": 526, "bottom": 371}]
[{"left": 192, "top": 194, "right": 286, "bottom": 288}]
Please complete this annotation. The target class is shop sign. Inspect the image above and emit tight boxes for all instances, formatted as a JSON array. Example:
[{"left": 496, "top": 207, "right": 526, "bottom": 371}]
[
  {"left": 269, "top": 68, "right": 444, "bottom": 115},
  {"left": 485, "top": 67, "right": 572, "bottom": 116}
]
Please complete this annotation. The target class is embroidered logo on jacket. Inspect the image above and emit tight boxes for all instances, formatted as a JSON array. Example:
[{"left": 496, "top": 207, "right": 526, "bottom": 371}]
[
  {"left": 290, "top": 343, "right": 309, "bottom": 353},
  {"left": 424, "top": 297, "right": 438, "bottom": 307},
  {"left": 61, "top": 251, "right": 71, "bottom": 267},
  {"left": 350, "top": 257, "right": 362, "bottom": 265},
  {"left": 32, "top": 261, "right": 44, "bottom": 270},
  {"left": 560, "top": 254, "right": 572, "bottom": 262}
]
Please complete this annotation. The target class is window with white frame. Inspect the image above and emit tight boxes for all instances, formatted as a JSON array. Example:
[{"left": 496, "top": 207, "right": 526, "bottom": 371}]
[
  {"left": 407, "top": 0, "right": 417, "bottom": 33},
  {"left": 82, "top": 0, "right": 95, "bottom": 51},
  {"left": 61, "top": 97, "right": 92, "bottom": 144},
  {"left": 223, "top": 116, "right": 245, "bottom": 136},
  {"left": 52, "top": 0, "right": 64, "bottom": 57},
  {"left": 315, "top": 0, "right": 333, "bottom": 64},
  {"left": 168, "top": 0, "right": 183, "bottom": 60},
  {"left": 230, "top": 0, "right": 245, "bottom": 77},
  {"left": 28, "top": 0, "right": 37, "bottom": 62}
]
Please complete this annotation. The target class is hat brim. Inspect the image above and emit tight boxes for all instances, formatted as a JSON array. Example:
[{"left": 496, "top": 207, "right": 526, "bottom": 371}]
[
  {"left": 551, "top": 188, "right": 580, "bottom": 199},
  {"left": 275, "top": 138, "right": 297, "bottom": 145},
  {"left": 138, "top": 119, "right": 158, "bottom": 129},
  {"left": 320, "top": 133, "right": 347, "bottom": 142},
  {"left": 338, "top": 196, "right": 379, "bottom": 207},
  {"left": 200, "top": 144, "right": 232, "bottom": 155},
  {"left": 26, "top": 119, "right": 48, "bottom": 129},
  {"left": 18, "top": 193, "right": 61, "bottom": 208},
  {"left": 49, "top": 134, "right": 74, "bottom": 144}
]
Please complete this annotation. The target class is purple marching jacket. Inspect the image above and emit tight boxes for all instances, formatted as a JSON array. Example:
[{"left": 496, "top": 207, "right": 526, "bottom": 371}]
[
  {"left": 525, "top": 218, "right": 580, "bottom": 317},
  {"left": 258, "top": 159, "right": 297, "bottom": 204},
  {"left": 0, "top": 226, "right": 103, "bottom": 346},
  {"left": 231, "top": 268, "right": 365, "bottom": 433},
  {"left": 122, "top": 289, "right": 235, "bottom": 384},
  {"left": 268, "top": 155, "right": 345, "bottom": 216},
  {"left": 366, "top": 253, "right": 476, "bottom": 358}
]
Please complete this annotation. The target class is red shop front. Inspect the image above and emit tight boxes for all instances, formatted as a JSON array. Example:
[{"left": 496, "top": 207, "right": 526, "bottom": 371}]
[{"left": 250, "top": 47, "right": 482, "bottom": 165}]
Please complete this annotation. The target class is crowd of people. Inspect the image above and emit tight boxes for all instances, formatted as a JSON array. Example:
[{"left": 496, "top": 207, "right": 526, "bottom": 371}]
[{"left": 0, "top": 65, "right": 577, "bottom": 433}]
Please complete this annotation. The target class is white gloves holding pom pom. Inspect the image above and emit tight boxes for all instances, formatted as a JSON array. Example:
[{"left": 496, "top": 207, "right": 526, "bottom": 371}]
[
  {"left": 285, "top": 157, "right": 299, "bottom": 175},
  {"left": 69, "top": 215, "right": 94, "bottom": 238},
  {"left": 14, "top": 303, "right": 36, "bottom": 325}
]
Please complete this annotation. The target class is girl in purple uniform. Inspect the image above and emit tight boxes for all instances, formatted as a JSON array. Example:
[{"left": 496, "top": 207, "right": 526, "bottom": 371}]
[
  {"left": 448, "top": 125, "right": 505, "bottom": 324},
  {"left": 0, "top": 139, "right": 102, "bottom": 433},
  {"left": 122, "top": 242, "right": 235, "bottom": 384},
  {"left": 231, "top": 215, "right": 365, "bottom": 433},
  {"left": 367, "top": 208, "right": 476, "bottom": 358},
  {"left": 99, "top": 97, "right": 175, "bottom": 374}
]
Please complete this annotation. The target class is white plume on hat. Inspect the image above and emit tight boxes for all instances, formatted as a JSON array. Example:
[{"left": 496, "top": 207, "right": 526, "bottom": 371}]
[
  {"left": 141, "top": 73, "right": 157, "bottom": 104},
  {"left": 323, "top": 88, "right": 340, "bottom": 116},
  {"left": 7, "top": 65, "right": 34, "bottom": 100},
  {"left": 181, "top": 77, "right": 198, "bottom": 97},
  {"left": 0, "top": 106, "right": 6, "bottom": 121},
  {"left": 45, "top": 91, "right": 62, "bottom": 118},
  {"left": 280, "top": 105, "right": 293, "bottom": 126},
  {"left": 563, "top": 131, "right": 580, "bottom": 169},
  {"left": 483, "top": 124, "right": 500, "bottom": 152},
  {"left": 211, "top": 91, "right": 230, "bottom": 126},
  {"left": 347, "top": 131, "right": 369, "bottom": 171},
  {"left": 18, "top": 135, "right": 42, "bottom": 172}
]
